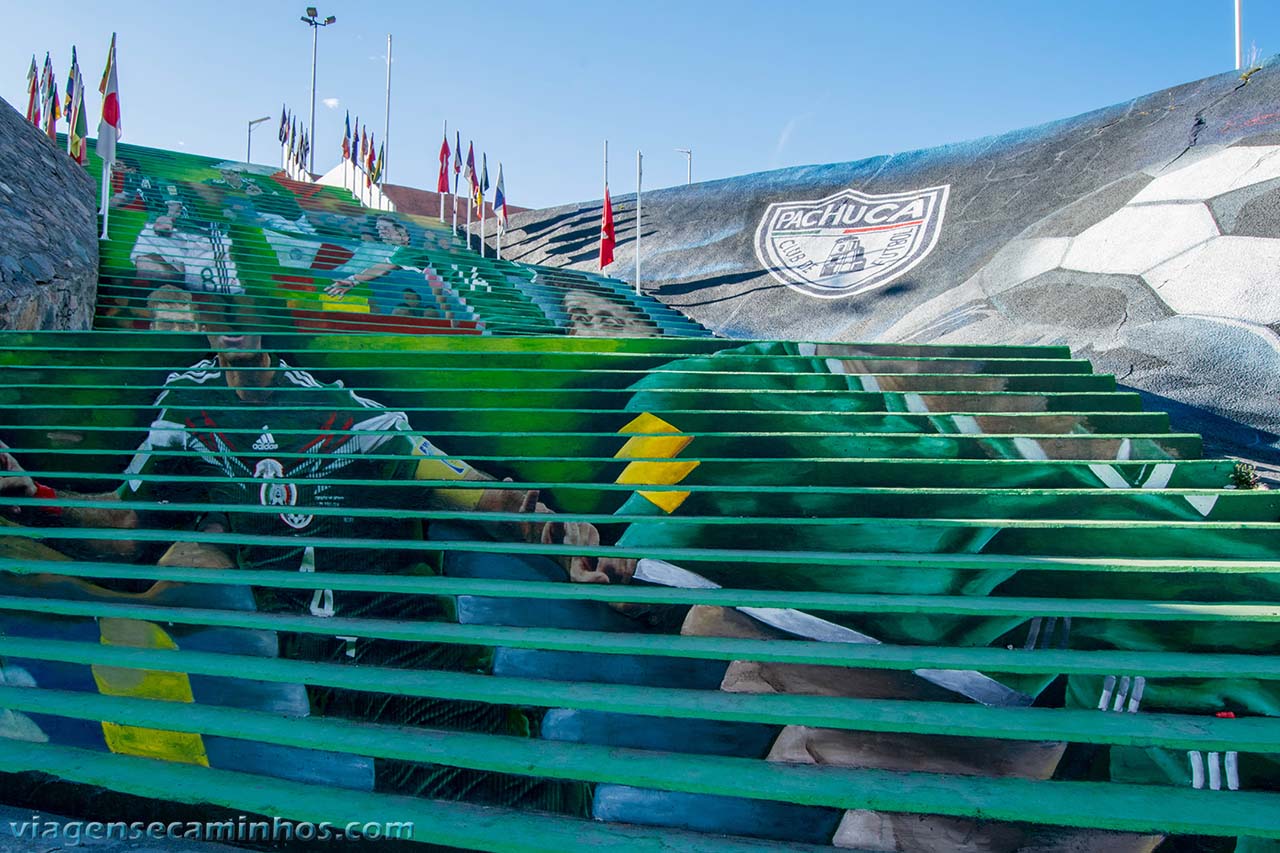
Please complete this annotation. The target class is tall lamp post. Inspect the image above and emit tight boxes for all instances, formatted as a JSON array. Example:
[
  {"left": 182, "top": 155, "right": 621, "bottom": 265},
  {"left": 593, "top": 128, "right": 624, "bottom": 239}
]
[
  {"left": 246, "top": 115, "right": 271, "bottom": 164},
  {"left": 300, "top": 7, "right": 336, "bottom": 175},
  {"left": 676, "top": 148, "right": 692, "bottom": 185}
]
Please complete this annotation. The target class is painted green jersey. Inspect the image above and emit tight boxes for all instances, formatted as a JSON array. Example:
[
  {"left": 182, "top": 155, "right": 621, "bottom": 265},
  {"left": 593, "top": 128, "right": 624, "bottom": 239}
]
[{"left": 122, "top": 356, "right": 447, "bottom": 581}]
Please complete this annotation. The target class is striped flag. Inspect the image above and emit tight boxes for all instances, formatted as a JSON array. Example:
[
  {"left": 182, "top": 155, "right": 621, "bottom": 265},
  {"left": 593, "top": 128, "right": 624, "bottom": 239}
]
[
  {"left": 41, "top": 53, "right": 59, "bottom": 138},
  {"left": 44, "top": 76, "right": 60, "bottom": 141},
  {"left": 25, "top": 55, "right": 39, "bottom": 125},
  {"left": 342, "top": 111, "right": 351, "bottom": 161},
  {"left": 96, "top": 34, "right": 121, "bottom": 167},
  {"left": 464, "top": 142, "right": 476, "bottom": 192},
  {"left": 494, "top": 164, "right": 508, "bottom": 234},
  {"left": 278, "top": 105, "right": 288, "bottom": 143},
  {"left": 475, "top": 152, "right": 489, "bottom": 208},
  {"left": 66, "top": 50, "right": 87, "bottom": 164},
  {"left": 372, "top": 142, "right": 385, "bottom": 184},
  {"left": 453, "top": 130, "right": 461, "bottom": 193}
]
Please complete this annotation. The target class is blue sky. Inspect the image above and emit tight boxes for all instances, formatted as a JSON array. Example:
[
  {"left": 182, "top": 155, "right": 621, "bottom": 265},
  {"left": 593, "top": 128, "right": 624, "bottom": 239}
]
[{"left": 3, "top": 1, "right": 1277, "bottom": 208}]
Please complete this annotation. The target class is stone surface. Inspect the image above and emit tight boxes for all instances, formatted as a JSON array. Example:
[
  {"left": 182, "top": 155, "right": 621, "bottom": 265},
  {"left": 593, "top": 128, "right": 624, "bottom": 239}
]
[
  {"left": 1143, "top": 236, "right": 1280, "bottom": 324},
  {"left": 0, "top": 98, "right": 97, "bottom": 331},
  {"left": 1060, "top": 203, "right": 1219, "bottom": 275},
  {"left": 1131, "top": 144, "right": 1280, "bottom": 203}
]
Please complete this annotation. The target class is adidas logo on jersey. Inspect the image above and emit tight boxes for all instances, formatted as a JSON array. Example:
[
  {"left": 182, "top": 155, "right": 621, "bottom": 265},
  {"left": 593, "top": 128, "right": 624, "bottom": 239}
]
[{"left": 252, "top": 426, "right": 279, "bottom": 451}]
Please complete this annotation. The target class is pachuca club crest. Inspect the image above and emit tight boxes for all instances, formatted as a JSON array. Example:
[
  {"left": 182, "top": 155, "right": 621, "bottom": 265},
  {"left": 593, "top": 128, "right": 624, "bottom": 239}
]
[{"left": 754, "top": 184, "right": 950, "bottom": 299}]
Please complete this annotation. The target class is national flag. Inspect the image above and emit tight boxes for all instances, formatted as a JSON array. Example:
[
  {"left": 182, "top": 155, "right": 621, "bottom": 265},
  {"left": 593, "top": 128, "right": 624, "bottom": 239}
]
[
  {"left": 44, "top": 77, "right": 60, "bottom": 141},
  {"left": 494, "top": 164, "right": 508, "bottom": 234},
  {"left": 278, "top": 105, "right": 288, "bottom": 143},
  {"left": 96, "top": 33, "right": 121, "bottom": 166},
  {"left": 464, "top": 142, "right": 476, "bottom": 192},
  {"left": 63, "top": 47, "right": 77, "bottom": 118},
  {"left": 437, "top": 132, "right": 450, "bottom": 193},
  {"left": 342, "top": 111, "right": 351, "bottom": 161},
  {"left": 475, "top": 152, "right": 489, "bottom": 208},
  {"left": 600, "top": 185, "right": 615, "bottom": 268},
  {"left": 453, "top": 130, "right": 462, "bottom": 193},
  {"left": 68, "top": 61, "right": 88, "bottom": 164},
  {"left": 372, "top": 142, "right": 385, "bottom": 184},
  {"left": 25, "top": 56, "right": 39, "bottom": 125},
  {"left": 41, "top": 53, "right": 59, "bottom": 139}
]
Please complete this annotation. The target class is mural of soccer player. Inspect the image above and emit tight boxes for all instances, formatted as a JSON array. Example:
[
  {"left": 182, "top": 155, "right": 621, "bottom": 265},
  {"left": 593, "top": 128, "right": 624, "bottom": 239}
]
[
  {"left": 129, "top": 189, "right": 243, "bottom": 295},
  {"left": 0, "top": 299, "right": 631, "bottom": 807}
]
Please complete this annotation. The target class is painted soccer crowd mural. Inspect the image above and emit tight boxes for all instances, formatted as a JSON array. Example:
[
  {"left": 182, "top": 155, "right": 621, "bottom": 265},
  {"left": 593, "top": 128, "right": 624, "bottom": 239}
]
[
  {"left": 1, "top": 52, "right": 1279, "bottom": 853},
  {"left": 90, "top": 146, "right": 702, "bottom": 339}
]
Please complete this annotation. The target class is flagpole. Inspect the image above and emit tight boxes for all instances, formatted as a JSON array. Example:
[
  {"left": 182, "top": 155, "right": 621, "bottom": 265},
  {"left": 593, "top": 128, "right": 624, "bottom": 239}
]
[
  {"left": 481, "top": 198, "right": 486, "bottom": 258},
  {"left": 466, "top": 192, "right": 472, "bottom": 248},
  {"left": 383, "top": 34, "right": 392, "bottom": 184},
  {"left": 100, "top": 165, "right": 111, "bottom": 239},
  {"left": 635, "top": 149, "right": 642, "bottom": 296},
  {"left": 1235, "top": 0, "right": 1243, "bottom": 70}
]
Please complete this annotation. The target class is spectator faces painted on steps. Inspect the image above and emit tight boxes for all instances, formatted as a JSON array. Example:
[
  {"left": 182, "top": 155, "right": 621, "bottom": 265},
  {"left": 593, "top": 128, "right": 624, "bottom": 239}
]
[{"left": 562, "top": 289, "right": 657, "bottom": 338}]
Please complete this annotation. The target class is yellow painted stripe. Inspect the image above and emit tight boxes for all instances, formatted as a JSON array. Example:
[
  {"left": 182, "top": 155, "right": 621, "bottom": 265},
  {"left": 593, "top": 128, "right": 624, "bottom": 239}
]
[
  {"left": 614, "top": 413, "right": 698, "bottom": 513},
  {"left": 92, "top": 618, "right": 210, "bottom": 767}
]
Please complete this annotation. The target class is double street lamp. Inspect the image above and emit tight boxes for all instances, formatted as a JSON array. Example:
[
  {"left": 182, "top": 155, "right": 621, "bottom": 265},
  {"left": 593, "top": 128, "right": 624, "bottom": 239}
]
[{"left": 300, "top": 7, "right": 337, "bottom": 175}]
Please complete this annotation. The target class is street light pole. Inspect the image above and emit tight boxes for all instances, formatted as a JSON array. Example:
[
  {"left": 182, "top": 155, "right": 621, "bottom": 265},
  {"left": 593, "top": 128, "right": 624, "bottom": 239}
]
[
  {"left": 300, "top": 7, "right": 337, "bottom": 175},
  {"left": 676, "top": 148, "right": 692, "bottom": 185},
  {"left": 246, "top": 116, "right": 271, "bottom": 164}
]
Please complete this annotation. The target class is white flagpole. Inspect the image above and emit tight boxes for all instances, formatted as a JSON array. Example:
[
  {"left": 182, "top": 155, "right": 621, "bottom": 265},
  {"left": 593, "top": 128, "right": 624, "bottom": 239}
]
[
  {"left": 480, "top": 190, "right": 486, "bottom": 258},
  {"left": 466, "top": 186, "right": 472, "bottom": 247},
  {"left": 99, "top": 164, "right": 111, "bottom": 238},
  {"left": 384, "top": 34, "right": 392, "bottom": 184},
  {"left": 635, "top": 149, "right": 642, "bottom": 296},
  {"left": 1235, "top": 0, "right": 1243, "bottom": 70},
  {"left": 440, "top": 119, "right": 447, "bottom": 223}
]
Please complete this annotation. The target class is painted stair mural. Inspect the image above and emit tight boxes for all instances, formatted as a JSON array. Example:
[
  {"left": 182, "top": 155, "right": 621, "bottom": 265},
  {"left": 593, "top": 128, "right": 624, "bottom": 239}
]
[{"left": 0, "top": 123, "right": 1278, "bottom": 851}]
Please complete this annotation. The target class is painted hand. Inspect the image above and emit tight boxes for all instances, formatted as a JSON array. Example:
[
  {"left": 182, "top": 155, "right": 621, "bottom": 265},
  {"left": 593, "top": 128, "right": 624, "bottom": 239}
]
[{"left": 325, "top": 279, "right": 357, "bottom": 298}]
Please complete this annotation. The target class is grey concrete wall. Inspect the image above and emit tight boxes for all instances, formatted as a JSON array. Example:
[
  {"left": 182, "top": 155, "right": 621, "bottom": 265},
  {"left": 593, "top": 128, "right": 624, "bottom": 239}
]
[{"left": 0, "top": 98, "right": 97, "bottom": 330}]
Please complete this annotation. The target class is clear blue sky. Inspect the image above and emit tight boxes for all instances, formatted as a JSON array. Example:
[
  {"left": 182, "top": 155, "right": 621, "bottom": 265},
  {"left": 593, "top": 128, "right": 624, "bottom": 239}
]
[{"left": 3, "top": 1, "right": 1276, "bottom": 208}]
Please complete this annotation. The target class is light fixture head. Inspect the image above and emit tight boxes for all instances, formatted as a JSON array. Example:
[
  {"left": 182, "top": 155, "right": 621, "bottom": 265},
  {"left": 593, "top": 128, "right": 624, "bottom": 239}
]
[
  {"left": 325, "top": 15, "right": 336, "bottom": 24},
  {"left": 306, "top": 7, "right": 318, "bottom": 18}
]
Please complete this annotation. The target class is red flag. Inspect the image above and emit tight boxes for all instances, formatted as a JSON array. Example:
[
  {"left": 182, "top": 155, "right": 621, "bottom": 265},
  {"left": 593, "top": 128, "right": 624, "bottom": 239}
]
[
  {"left": 599, "top": 187, "right": 615, "bottom": 269},
  {"left": 437, "top": 134, "right": 451, "bottom": 193}
]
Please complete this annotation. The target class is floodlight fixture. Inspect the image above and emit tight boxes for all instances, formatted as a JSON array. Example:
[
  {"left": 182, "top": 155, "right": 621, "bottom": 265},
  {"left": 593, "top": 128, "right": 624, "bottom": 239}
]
[{"left": 299, "top": 7, "right": 338, "bottom": 174}]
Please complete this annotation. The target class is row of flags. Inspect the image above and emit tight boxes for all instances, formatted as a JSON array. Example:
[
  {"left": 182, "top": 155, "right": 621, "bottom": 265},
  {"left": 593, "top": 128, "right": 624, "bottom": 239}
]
[
  {"left": 339, "top": 110, "right": 385, "bottom": 186},
  {"left": 435, "top": 130, "right": 507, "bottom": 233},
  {"left": 278, "top": 106, "right": 312, "bottom": 175},
  {"left": 22, "top": 35, "right": 122, "bottom": 173}
]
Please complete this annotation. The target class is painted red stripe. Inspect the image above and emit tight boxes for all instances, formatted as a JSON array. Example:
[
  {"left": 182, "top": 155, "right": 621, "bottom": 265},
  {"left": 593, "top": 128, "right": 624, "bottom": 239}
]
[{"left": 841, "top": 218, "right": 924, "bottom": 235}]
